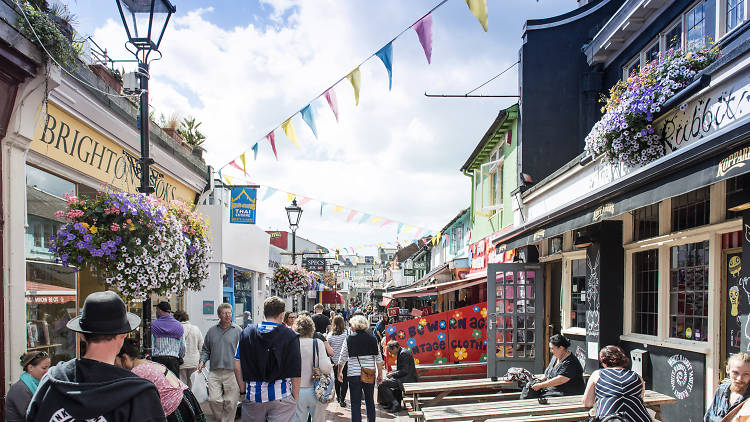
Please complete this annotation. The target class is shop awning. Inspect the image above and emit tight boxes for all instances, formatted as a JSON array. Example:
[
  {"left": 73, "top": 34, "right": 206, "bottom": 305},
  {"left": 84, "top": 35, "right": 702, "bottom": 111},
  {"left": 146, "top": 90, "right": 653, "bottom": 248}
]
[
  {"left": 320, "top": 290, "right": 344, "bottom": 305},
  {"left": 392, "top": 272, "right": 488, "bottom": 298}
]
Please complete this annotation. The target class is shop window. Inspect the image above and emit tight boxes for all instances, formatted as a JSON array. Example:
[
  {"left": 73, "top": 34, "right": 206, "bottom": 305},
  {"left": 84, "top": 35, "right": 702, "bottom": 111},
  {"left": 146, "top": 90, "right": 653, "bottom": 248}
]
[
  {"left": 727, "top": 0, "right": 745, "bottom": 32},
  {"left": 495, "top": 271, "right": 536, "bottom": 358},
  {"left": 633, "top": 204, "right": 659, "bottom": 241},
  {"left": 726, "top": 173, "right": 750, "bottom": 219},
  {"left": 570, "top": 259, "right": 586, "bottom": 329},
  {"left": 669, "top": 241, "right": 709, "bottom": 341},
  {"left": 633, "top": 250, "right": 659, "bottom": 336},
  {"left": 686, "top": 2, "right": 707, "bottom": 51},
  {"left": 665, "top": 22, "right": 682, "bottom": 51},
  {"left": 671, "top": 187, "right": 710, "bottom": 232},
  {"left": 549, "top": 236, "right": 563, "bottom": 254}
]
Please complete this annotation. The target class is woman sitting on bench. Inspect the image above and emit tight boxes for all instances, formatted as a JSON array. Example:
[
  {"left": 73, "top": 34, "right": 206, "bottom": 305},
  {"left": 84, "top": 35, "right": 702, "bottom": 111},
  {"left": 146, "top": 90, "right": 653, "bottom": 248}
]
[{"left": 530, "top": 334, "right": 585, "bottom": 397}]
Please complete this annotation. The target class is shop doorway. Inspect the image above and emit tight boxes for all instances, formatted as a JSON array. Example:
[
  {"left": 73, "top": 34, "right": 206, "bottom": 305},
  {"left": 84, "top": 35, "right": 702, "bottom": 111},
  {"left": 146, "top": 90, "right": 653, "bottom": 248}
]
[
  {"left": 546, "top": 261, "right": 562, "bottom": 364},
  {"left": 487, "top": 263, "right": 545, "bottom": 378}
]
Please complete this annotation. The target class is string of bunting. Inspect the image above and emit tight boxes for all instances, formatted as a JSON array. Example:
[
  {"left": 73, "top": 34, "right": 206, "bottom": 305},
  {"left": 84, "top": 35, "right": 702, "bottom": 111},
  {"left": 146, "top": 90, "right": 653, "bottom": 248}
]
[{"left": 216, "top": 0, "right": 489, "bottom": 175}]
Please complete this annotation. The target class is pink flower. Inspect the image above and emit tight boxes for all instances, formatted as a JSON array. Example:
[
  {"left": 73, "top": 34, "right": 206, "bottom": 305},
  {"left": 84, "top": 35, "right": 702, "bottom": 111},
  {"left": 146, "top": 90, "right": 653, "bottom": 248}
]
[
  {"left": 110, "top": 223, "right": 120, "bottom": 232},
  {"left": 54, "top": 210, "right": 65, "bottom": 218}
]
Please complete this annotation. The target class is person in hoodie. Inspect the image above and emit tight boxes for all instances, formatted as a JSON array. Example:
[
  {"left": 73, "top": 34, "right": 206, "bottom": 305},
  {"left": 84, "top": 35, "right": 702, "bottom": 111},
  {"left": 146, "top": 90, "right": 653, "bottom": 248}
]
[
  {"left": 234, "top": 296, "right": 301, "bottom": 422},
  {"left": 26, "top": 291, "right": 165, "bottom": 422}
]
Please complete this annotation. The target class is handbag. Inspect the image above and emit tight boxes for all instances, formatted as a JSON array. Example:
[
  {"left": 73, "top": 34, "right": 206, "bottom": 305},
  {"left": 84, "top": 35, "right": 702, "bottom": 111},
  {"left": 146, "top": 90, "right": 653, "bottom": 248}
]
[
  {"left": 312, "top": 339, "right": 335, "bottom": 404},
  {"left": 357, "top": 356, "right": 376, "bottom": 384}
]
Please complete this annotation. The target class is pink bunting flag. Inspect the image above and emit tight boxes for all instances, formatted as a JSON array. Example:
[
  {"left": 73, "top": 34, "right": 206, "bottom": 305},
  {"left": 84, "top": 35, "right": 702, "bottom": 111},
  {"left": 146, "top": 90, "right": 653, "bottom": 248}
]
[
  {"left": 415, "top": 228, "right": 424, "bottom": 238},
  {"left": 229, "top": 160, "right": 243, "bottom": 172},
  {"left": 298, "top": 197, "right": 312, "bottom": 206},
  {"left": 346, "top": 210, "right": 357, "bottom": 223},
  {"left": 381, "top": 219, "right": 393, "bottom": 227},
  {"left": 266, "top": 131, "right": 278, "bottom": 160},
  {"left": 413, "top": 14, "right": 433, "bottom": 64},
  {"left": 324, "top": 88, "right": 339, "bottom": 122}
]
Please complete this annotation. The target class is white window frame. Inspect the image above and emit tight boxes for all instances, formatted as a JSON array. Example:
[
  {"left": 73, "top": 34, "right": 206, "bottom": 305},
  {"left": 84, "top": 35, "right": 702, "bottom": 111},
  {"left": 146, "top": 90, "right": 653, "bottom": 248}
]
[
  {"left": 718, "top": 0, "right": 748, "bottom": 39},
  {"left": 478, "top": 146, "right": 504, "bottom": 214},
  {"left": 559, "top": 250, "right": 588, "bottom": 336},
  {"left": 685, "top": 1, "right": 708, "bottom": 52}
]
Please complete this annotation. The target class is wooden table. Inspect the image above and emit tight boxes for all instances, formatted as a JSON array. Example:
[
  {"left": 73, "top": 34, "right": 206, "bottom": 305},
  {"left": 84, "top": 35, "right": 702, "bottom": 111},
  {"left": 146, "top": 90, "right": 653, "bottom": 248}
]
[
  {"left": 403, "top": 377, "right": 520, "bottom": 411},
  {"left": 415, "top": 361, "right": 487, "bottom": 377},
  {"left": 415, "top": 390, "right": 676, "bottom": 422}
]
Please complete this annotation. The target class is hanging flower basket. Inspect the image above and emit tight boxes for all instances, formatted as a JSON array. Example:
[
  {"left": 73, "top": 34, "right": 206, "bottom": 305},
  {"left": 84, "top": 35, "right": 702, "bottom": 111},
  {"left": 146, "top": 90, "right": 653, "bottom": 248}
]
[
  {"left": 584, "top": 46, "right": 720, "bottom": 167},
  {"left": 271, "top": 266, "right": 314, "bottom": 297},
  {"left": 49, "top": 191, "right": 210, "bottom": 301},
  {"left": 166, "top": 200, "right": 211, "bottom": 292}
]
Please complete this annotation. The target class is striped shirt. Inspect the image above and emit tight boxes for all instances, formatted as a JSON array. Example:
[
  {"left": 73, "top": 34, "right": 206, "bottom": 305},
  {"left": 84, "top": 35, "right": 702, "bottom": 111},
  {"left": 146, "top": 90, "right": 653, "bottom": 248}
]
[
  {"left": 594, "top": 368, "right": 650, "bottom": 422},
  {"left": 327, "top": 331, "right": 348, "bottom": 363},
  {"left": 337, "top": 336, "right": 382, "bottom": 377},
  {"left": 152, "top": 334, "right": 185, "bottom": 358},
  {"left": 235, "top": 321, "right": 292, "bottom": 403}
]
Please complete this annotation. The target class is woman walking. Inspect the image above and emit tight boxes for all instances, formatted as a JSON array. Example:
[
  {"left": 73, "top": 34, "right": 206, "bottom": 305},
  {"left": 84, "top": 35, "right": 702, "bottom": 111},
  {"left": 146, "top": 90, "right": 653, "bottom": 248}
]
[
  {"left": 5, "top": 351, "right": 51, "bottom": 421},
  {"left": 337, "top": 315, "right": 384, "bottom": 422},
  {"left": 293, "top": 315, "right": 333, "bottom": 422},
  {"left": 328, "top": 315, "right": 349, "bottom": 407},
  {"left": 116, "top": 338, "right": 205, "bottom": 422}
]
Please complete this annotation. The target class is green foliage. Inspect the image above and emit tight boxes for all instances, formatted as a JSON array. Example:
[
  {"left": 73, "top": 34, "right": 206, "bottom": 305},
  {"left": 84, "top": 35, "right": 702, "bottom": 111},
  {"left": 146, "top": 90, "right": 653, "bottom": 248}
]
[
  {"left": 16, "top": 1, "right": 80, "bottom": 69},
  {"left": 178, "top": 116, "right": 207, "bottom": 147}
]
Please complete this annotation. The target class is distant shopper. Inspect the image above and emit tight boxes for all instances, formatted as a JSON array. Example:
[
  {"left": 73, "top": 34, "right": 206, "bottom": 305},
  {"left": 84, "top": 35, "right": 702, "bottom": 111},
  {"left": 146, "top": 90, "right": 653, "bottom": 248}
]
[
  {"left": 530, "top": 334, "right": 585, "bottom": 397},
  {"left": 117, "top": 338, "right": 205, "bottom": 422},
  {"left": 26, "top": 291, "right": 165, "bottom": 422},
  {"left": 5, "top": 351, "right": 51, "bottom": 421},
  {"left": 328, "top": 315, "right": 349, "bottom": 407},
  {"left": 151, "top": 301, "right": 185, "bottom": 376},
  {"left": 378, "top": 340, "right": 417, "bottom": 413},
  {"left": 705, "top": 352, "right": 750, "bottom": 422},
  {"left": 311, "top": 304, "right": 330, "bottom": 334},
  {"left": 582, "top": 345, "right": 649, "bottom": 422},
  {"left": 174, "top": 310, "right": 203, "bottom": 389},
  {"left": 337, "top": 315, "right": 384, "bottom": 422},
  {"left": 293, "top": 315, "right": 332, "bottom": 422},
  {"left": 197, "top": 303, "right": 242, "bottom": 422},
  {"left": 234, "top": 296, "right": 301, "bottom": 422},
  {"left": 283, "top": 311, "right": 297, "bottom": 328}
]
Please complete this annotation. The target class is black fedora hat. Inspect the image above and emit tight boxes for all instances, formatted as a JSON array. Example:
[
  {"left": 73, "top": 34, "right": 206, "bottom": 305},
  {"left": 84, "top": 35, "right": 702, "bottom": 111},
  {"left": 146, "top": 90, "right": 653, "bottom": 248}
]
[{"left": 67, "top": 291, "right": 141, "bottom": 334}]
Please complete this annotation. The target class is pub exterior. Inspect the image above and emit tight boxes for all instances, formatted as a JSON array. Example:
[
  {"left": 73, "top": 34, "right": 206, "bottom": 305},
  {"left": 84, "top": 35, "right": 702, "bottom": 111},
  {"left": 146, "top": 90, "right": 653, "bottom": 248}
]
[{"left": 490, "top": 0, "right": 750, "bottom": 419}]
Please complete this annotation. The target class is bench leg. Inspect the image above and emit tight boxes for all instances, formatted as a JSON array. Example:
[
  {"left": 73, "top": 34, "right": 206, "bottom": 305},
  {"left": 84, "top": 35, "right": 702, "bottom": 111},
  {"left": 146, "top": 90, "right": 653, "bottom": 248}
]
[
  {"left": 422, "top": 390, "right": 451, "bottom": 408},
  {"left": 414, "top": 393, "right": 420, "bottom": 412},
  {"left": 647, "top": 404, "right": 664, "bottom": 422}
]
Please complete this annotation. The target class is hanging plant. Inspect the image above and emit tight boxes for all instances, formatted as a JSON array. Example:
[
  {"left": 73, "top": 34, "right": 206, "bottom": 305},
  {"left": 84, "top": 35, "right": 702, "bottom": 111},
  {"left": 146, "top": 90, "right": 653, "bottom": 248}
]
[
  {"left": 271, "top": 266, "right": 314, "bottom": 297},
  {"left": 584, "top": 46, "right": 720, "bottom": 167},
  {"left": 166, "top": 200, "right": 212, "bottom": 292},
  {"left": 16, "top": 1, "right": 81, "bottom": 69}
]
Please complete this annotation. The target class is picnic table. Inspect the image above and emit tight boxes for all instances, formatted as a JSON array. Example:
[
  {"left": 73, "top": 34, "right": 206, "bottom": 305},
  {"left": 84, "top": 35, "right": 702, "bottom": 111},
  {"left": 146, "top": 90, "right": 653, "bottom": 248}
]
[
  {"left": 412, "top": 389, "right": 676, "bottom": 422},
  {"left": 403, "top": 377, "right": 521, "bottom": 411},
  {"left": 415, "top": 361, "right": 487, "bottom": 377}
]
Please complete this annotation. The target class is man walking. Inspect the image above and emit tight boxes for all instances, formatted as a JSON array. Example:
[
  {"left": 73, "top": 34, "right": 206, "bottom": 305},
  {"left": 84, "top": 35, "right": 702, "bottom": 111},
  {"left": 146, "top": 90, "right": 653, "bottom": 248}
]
[
  {"left": 151, "top": 301, "right": 185, "bottom": 376},
  {"left": 311, "top": 303, "right": 330, "bottom": 335},
  {"left": 705, "top": 352, "right": 750, "bottom": 421},
  {"left": 234, "top": 296, "right": 301, "bottom": 422},
  {"left": 26, "top": 291, "right": 165, "bottom": 421},
  {"left": 174, "top": 310, "right": 203, "bottom": 389},
  {"left": 378, "top": 340, "right": 418, "bottom": 413},
  {"left": 198, "top": 303, "right": 242, "bottom": 422}
]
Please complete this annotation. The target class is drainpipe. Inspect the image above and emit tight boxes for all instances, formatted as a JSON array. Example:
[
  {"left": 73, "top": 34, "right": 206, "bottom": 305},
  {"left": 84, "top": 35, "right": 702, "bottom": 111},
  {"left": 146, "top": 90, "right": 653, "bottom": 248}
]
[{"left": 462, "top": 170, "right": 474, "bottom": 226}]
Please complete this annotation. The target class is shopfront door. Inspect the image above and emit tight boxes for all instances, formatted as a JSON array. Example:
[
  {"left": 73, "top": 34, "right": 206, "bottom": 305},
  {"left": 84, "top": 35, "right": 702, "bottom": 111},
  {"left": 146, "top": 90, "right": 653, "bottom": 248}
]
[{"left": 487, "top": 263, "right": 545, "bottom": 378}]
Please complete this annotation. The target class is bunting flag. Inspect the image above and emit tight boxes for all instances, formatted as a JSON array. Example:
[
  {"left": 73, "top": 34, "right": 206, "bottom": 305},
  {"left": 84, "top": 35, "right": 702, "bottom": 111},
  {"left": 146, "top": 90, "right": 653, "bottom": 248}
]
[
  {"left": 299, "top": 197, "right": 312, "bottom": 206},
  {"left": 217, "top": 168, "right": 223, "bottom": 184},
  {"left": 262, "top": 187, "right": 278, "bottom": 201},
  {"left": 229, "top": 160, "right": 243, "bottom": 172},
  {"left": 281, "top": 119, "right": 301, "bottom": 148},
  {"left": 358, "top": 213, "right": 371, "bottom": 224},
  {"left": 324, "top": 89, "right": 339, "bottom": 122},
  {"left": 346, "top": 210, "right": 357, "bottom": 223},
  {"left": 266, "top": 132, "right": 278, "bottom": 160},
  {"left": 381, "top": 219, "right": 393, "bottom": 227},
  {"left": 224, "top": 174, "right": 234, "bottom": 185},
  {"left": 413, "top": 14, "right": 433, "bottom": 64},
  {"left": 333, "top": 205, "right": 344, "bottom": 213},
  {"left": 371, "top": 216, "right": 383, "bottom": 225},
  {"left": 397, "top": 223, "right": 404, "bottom": 233},
  {"left": 287, "top": 193, "right": 296, "bottom": 202},
  {"left": 465, "top": 0, "right": 488, "bottom": 32},
  {"left": 347, "top": 68, "right": 361, "bottom": 106},
  {"left": 320, "top": 201, "right": 327, "bottom": 216},
  {"left": 300, "top": 105, "right": 318, "bottom": 139},
  {"left": 415, "top": 228, "right": 424, "bottom": 238},
  {"left": 403, "top": 225, "right": 414, "bottom": 233},
  {"left": 375, "top": 42, "right": 393, "bottom": 90},
  {"left": 240, "top": 153, "right": 247, "bottom": 176},
  {"left": 251, "top": 143, "right": 259, "bottom": 160}
]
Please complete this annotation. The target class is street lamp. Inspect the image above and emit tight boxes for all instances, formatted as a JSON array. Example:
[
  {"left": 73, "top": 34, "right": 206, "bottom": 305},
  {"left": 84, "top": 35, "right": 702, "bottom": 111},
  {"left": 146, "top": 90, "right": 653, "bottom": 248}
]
[
  {"left": 115, "top": 0, "right": 175, "bottom": 355},
  {"left": 285, "top": 199, "right": 302, "bottom": 265}
]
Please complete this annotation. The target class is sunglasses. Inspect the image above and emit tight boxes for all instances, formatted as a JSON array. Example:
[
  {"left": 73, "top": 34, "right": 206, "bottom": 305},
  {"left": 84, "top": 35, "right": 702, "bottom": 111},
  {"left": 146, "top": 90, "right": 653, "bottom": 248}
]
[{"left": 21, "top": 351, "right": 49, "bottom": 365}]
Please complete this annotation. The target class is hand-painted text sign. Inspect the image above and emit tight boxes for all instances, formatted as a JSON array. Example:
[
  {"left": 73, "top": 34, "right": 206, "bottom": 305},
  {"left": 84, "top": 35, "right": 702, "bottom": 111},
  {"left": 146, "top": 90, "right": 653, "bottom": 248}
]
[{"left": 230, "top": 187, "right": 257, "bottom": 224}]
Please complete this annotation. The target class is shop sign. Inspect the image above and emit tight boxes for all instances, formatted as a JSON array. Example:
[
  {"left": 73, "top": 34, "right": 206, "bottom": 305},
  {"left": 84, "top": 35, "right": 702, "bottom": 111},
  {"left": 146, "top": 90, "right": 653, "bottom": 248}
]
[
  {"left": 414, "top": 261, "right": 427, "bottom": 270},
  {"left": 202, "top": 300, "right": 214, "bottom": 315},
  {"left": 267, "top": 231, "right": 289, "bottom": 249},
  {"left": 592, "top": 202, "right": 615, "bottom": 222},
  {"left": 303, "top": 257, "right": 326, "bottom": 272},
  {"left": 25, "top": 295, "right": 75, "bottom": 304},
  {"left": 34, "top": 103, "right": 197, "bottom": 204},
  {"left": 403, "top": 269, "right": 416, "bottom": 276},
  {"left": 229, "top": 187, "right": 257, "bottom": 224},
  {"left": 387, "top": 307, "right": 400, "bottom": 317}
]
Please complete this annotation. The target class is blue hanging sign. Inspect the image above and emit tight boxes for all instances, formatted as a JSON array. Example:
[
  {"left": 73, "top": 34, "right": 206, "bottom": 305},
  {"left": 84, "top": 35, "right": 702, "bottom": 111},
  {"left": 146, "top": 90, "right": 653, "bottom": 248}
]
[{"left": 230, "top": 186, "right": 257, "bottom": 224}]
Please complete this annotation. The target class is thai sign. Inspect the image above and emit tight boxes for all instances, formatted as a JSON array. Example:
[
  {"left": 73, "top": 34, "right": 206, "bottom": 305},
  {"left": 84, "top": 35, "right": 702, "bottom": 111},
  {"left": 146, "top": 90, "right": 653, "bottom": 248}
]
[
  {"left": 385, "top": 302, "right": 487, "bottom": 364},
  {"left": 230, "top": 187, "right": 257, "bottom": 224}
]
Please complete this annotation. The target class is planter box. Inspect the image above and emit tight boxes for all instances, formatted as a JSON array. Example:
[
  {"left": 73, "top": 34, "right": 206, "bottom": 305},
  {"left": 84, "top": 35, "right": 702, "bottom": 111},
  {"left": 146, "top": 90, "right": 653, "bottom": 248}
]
[{"left": 89, "top": 64, "right": 123, "bottom": 93}]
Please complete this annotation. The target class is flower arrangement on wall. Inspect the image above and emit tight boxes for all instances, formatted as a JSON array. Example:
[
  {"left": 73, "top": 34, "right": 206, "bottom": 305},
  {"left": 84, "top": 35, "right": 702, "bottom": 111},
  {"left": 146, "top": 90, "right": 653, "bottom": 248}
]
[
  {"left": 271, "top": 266, "right": 314, "bottom": 297},
  {"left": 49, "top": 192, "right": 211, "bottom": 300},
  {"left": 584, "top": 46, "right": 720, "bottom": 167}
]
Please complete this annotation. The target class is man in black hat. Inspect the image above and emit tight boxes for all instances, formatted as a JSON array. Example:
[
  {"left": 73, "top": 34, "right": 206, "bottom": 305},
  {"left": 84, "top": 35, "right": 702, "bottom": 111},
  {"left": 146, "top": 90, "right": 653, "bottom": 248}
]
[
  {"left": 151, "top": 301, "right": 185, "bottom": 376},
  {"left": 26, "top": 291, "right": 166, "bottom": 421}
]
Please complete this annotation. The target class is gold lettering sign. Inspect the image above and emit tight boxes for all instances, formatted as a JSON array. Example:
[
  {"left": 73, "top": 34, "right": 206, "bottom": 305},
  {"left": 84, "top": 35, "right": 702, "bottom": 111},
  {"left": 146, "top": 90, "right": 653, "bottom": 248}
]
[
  {"left": 32, "top": 103, "right": 197, "bottom": 204},
  {"left": 533, "top": 229, "right": 545, "bottom": 241},
  {"left": 717, "top": 146, "right": 750, "bottom": 178},
  {"left": 593, "top": 202, "right": 615, "bottom": 222}
]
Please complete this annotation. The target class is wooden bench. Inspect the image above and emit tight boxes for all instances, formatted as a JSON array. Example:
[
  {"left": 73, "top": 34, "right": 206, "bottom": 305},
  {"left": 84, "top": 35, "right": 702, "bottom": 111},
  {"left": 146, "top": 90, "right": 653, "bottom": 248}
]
[
  {"left": 417, "top": 390, "right": 677, "bottom": 422},
  {"left": 487, "top": 411, "right": 591, "bottom": 422},
  {"left": 405, "top": 392, "right": 521, "bottom": 411},
  {"left": 403, "top": 377, "right": 520, "bottom": 412}
]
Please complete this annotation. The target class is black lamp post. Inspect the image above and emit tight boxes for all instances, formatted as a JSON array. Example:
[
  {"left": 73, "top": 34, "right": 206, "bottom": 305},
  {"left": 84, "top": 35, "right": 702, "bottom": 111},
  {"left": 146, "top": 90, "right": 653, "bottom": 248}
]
[
  {"left": 285, "top": 199, "right": 303, "bottom": 265},
  {"left": 116, "top": 0, "right": 175, "bottom": 355}
]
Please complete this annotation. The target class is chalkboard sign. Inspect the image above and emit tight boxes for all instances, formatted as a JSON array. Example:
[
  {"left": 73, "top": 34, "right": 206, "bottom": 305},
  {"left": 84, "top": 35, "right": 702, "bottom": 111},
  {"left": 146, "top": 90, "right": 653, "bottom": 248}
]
[
  {"left": 727, "top": 251, "right": 742, "bottom": 362},
  {"left": 585, "top": 245, "right": 601, "bottom": 355},
  {"left": 566, "top": 334, "right": 598, "bottom": 374},
  {"left": 621, "top": 342, "right": 705, "bottom": 422}
]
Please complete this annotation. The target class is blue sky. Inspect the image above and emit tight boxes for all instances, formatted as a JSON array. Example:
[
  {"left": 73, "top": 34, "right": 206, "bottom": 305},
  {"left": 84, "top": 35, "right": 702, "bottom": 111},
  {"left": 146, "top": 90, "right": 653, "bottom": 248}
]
[{"left": 65, "top": 0, "right": 578, "bottom": 252}]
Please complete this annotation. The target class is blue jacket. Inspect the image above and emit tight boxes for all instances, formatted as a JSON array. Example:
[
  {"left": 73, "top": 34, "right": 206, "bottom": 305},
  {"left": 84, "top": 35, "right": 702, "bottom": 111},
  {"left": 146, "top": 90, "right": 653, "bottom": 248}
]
[{"left": 705, "top": 382, "right": 750, "bottom": 422}]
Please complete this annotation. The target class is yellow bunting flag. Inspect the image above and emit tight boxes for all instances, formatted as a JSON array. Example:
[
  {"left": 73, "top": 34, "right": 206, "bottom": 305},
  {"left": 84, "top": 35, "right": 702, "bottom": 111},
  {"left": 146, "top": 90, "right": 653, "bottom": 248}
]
[
  {"left": 370, "top": 216, "right": 383, "bottom": 225},
  {"left": 332, "top": 205, "right": 344, "bottom": 213},
  {"left": 281, "top": 119, "right": 301, "bottom": 148},
  {"left": 465, "top": 0, "right": 488, "bottom": 32},
  {"left": 240, "top": 153, "right": 247, "bottom": 176},
  {"left": 287, "top": 193, "right": 296, "bottom": 202},
  {"left": 403, "top": 225, "right": 414, "bottom": 233},
  {"left": 224, "top": 175, "right": 233, "bottom": 185},
  {"left": 347, "top": 67, "right": 361, "bottom": 106}
]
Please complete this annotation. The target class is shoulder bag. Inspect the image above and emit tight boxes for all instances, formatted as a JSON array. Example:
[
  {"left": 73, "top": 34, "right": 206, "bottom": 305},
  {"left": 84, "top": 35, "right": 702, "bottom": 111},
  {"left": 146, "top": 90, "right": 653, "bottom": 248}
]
[{"left": 357, "top": 356, "right": 376, "bottom": 384}]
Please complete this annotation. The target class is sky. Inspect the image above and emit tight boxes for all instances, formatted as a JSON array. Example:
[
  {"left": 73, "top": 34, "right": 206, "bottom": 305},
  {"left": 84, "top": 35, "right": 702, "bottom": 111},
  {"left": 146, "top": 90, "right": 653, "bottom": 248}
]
[{"left": 64, "top": 0, "right": 577, "bottom": 254}]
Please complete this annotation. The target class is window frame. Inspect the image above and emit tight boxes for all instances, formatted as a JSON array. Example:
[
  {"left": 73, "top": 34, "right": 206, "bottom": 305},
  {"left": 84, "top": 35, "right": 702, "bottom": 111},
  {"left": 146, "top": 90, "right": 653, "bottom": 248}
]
[
  {"left": 685, "top": 1, "right": 708, "bottom": 52},
  {"left": 478, "top": 146, "right": 504, "bottom": 215},
  {"left": 559, "top": 250, "right": 587, "bottom": 335},
  {"left": 718, "top": 0, "right": 748, "bottom": 39}
]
